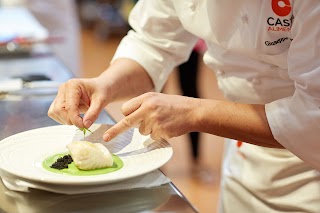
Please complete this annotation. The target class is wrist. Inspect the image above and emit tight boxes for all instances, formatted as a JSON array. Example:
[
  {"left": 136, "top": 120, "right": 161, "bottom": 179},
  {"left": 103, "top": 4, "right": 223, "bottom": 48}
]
[
  {"left": 99, "top": 65, "right": 124, "bottom": 100},
  {"left": 192, "top": 99, "right": 219, "bottom": 133},
  {"left": 189, "top": 98, "right": 206, "bottom": 133}
]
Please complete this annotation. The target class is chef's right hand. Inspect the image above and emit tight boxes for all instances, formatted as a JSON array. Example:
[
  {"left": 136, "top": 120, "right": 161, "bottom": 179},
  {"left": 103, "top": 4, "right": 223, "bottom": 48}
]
[{"left": 48, "top": 77, "right": 110, "bottom": 129}]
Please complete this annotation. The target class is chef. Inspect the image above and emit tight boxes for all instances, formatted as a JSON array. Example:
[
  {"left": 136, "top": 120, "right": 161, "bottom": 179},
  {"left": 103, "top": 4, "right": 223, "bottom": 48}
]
[{"left": 48, "top": 1, "right": 320, "bottom": 212}]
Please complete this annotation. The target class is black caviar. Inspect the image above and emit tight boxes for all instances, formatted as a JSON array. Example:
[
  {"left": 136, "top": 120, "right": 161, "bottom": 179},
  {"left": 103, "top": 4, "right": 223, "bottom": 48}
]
[{"left": 50, "top": 154, "right": 73, "bottom": 170}]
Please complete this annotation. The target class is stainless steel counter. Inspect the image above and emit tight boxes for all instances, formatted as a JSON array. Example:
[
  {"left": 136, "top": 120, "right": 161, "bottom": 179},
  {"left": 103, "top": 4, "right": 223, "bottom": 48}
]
[{"left": 0, "top": 54, "right": 198, "bottom": 213}]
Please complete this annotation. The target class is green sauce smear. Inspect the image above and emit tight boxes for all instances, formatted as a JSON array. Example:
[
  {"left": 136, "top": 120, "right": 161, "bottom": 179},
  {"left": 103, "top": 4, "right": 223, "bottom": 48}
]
[{"left": 42, "top": 152, "right": 123, "bottom": 176}]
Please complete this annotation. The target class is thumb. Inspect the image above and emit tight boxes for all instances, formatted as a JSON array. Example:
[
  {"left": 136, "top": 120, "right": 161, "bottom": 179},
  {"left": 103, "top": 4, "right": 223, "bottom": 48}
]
[{"left": 83, "top": 97, "right": 106, "bottom": 128}]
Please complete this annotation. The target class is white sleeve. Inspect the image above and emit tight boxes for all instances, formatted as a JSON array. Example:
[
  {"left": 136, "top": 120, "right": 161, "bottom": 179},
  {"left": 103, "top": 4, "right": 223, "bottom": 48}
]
[
  {"left": 111, "top": 0, "right": 198, "bottom": 92},
  {"left": 265, "top": 2, "right": 320, "bottom": 170}
]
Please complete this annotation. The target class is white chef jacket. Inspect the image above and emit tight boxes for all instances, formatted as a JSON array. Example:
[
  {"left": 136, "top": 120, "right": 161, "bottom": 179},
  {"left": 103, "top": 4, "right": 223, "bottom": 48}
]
[{"left": 112, "top": 0, "right": 320, "bottom": 212}]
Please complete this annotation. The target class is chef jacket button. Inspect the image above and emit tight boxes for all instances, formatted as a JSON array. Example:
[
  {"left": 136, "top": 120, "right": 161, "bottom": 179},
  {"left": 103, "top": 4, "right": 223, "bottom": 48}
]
[
  {"left": 188, "top": 1, "right": 197, "bottom": 11},
  {"left": 250, "top": 78, "right": 261, "bottom": 85},
  {"left": 216, "top": 70, "right": 225, "bottom": 75},
  {"left": 241, "top": 15, "right": 248, "bottom": 24}
]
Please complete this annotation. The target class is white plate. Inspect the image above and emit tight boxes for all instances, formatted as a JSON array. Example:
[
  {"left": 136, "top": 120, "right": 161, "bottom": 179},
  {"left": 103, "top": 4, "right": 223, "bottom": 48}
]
[{"left": 0, "top": 124, "right": 173, "bottom": 185}]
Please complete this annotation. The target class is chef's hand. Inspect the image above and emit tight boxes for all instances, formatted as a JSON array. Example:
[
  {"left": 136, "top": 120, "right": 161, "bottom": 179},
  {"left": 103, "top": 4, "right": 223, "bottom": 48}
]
[
  {"left": 48, "top": 78, "right": 110, "bottom": 128},
  {"left": 103, "top": 92, "right": 199, "bottom": 141}
]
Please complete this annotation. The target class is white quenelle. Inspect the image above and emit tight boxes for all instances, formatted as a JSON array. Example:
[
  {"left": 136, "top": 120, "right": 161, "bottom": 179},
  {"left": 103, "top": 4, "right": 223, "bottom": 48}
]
[{"left": 67, "top": 141, "right": 113, "bottom": 170}]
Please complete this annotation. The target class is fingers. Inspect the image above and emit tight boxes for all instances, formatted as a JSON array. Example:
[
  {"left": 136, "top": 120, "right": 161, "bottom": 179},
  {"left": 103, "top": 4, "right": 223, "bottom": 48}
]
[
  {"left": 48, "top": 100, "right": 62, "bottom": 124},
  {"left": 48, "top": 84, "right": 73, "bottom": 125},
  {"left": 103, "top": 94, "right": 148, "bottom": 141},
  {"left": 103, "top": 109, "right": 143, "bottom": 141},
  {"left": 103, "top": 93, "right": 165, "bottom": 141},
  {"left": 48, "top": 79, "right": 88, "bottom": 128},
  {"left": 48, "top": 78, "right": 108, "bottom": 128},
  {"left": 121, "top": 95, "right": 143, "bottom": 116},
  {"left": 64, "top": 81, "right": 84, "bottom": 128},
  {"left": 83, "top": 96, "right": 106, "bottom": 128},
  {"left": 48, "top": 99, "right": 67, "bottom": 124},
  {"left": 139, "top": 121, "right": 152, "bottom": 136}
]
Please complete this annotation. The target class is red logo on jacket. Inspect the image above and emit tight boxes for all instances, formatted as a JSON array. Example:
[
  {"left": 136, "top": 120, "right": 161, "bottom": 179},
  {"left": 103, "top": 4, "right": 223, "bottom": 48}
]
[
  {"left": 267, "top": 0, "right": 293, "bottom": 32},
  {"left": 272, "top": 0, "right": 292, "bottom": 17}
]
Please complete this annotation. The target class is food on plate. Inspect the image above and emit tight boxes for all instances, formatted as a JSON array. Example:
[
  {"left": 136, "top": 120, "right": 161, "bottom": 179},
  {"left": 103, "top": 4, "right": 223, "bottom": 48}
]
[
  {"left": 67, "top": 141, "right": 114, "bottom": 170},
  {"left": 50, "top": 154, "right": 73, "bottom": 170},
  {"left": 76, "top": 127, "right": 93, "bottom": 138}
]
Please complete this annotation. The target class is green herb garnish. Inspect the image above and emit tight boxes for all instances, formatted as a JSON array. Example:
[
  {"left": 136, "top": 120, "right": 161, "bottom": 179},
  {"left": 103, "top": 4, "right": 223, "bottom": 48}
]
[{"left": 77, "top": 127, "right": 93, "bottom": 138}]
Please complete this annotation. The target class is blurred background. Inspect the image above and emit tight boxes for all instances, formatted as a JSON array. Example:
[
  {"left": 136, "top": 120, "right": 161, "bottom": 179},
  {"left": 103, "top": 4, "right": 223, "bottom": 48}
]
[{"left": 0, "top": 0, "right": 226, "bottom": 212}]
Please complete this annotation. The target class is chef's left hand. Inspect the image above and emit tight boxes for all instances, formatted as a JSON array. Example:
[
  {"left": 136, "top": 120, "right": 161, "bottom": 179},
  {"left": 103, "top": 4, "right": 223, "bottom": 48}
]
[{"left": 103, "top": 92, "right": 199, "bottom": 141}]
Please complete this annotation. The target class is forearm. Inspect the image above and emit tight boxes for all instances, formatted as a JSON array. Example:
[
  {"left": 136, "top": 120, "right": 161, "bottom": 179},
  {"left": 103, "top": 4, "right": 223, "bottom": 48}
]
[
  {"left": 193, "top": 99, "right": 283, "bottom": 148},
  {"left": 98, "top": 58, "right": 154, "bottom": 102}
]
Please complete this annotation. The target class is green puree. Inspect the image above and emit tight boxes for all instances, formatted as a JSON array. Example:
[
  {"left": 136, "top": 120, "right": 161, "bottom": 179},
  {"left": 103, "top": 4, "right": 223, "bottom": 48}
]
[{"left": 42, "top": 152, "right": 123, "bottom": 176}]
